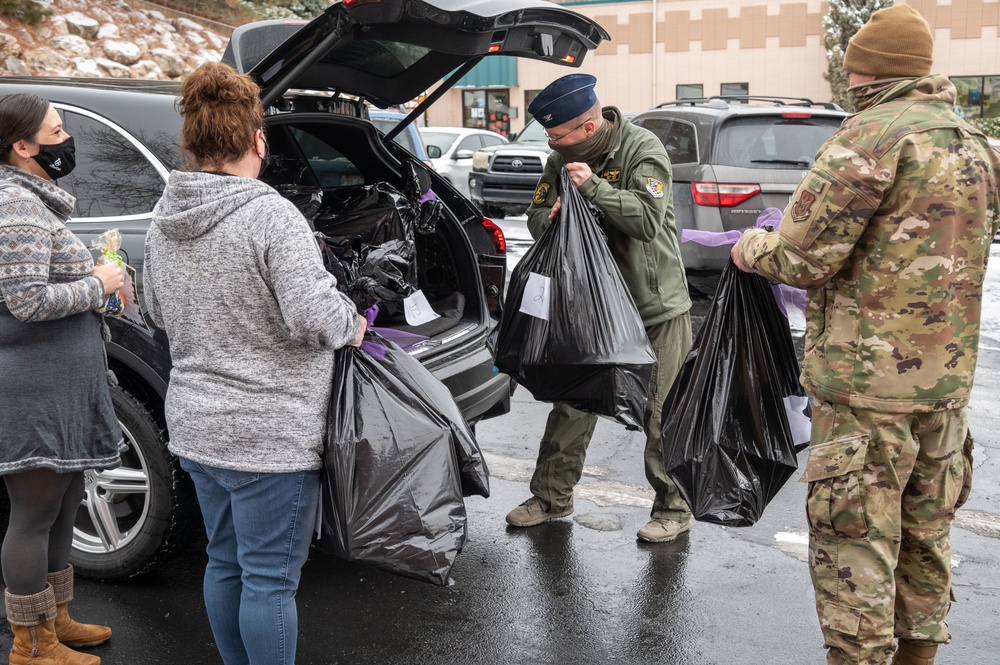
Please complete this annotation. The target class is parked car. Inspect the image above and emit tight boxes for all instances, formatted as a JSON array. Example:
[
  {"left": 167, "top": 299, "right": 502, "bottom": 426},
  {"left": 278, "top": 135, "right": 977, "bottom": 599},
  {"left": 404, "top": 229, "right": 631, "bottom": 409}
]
[
  {"left": 631, "top": 95, "right": 848, "bottom": 270},
  {"left": 371, "top": 109, "right": 434, "bottom": 169},
  {"left": 468, "top": 112, "right": 636, "bottom": 218},
  {"left": 421, "top": 127, "right": 507, "bottom": 198},
  {"left": 0, "top": 0, "right": 609, "bottom": 581},
  {"left": 468, "top": 117, "right": 551, "bottom": 218}
]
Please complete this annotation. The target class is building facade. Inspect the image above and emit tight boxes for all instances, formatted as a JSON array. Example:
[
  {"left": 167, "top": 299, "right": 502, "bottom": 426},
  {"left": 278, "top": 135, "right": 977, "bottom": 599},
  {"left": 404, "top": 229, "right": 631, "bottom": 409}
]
[{"left": 423, "top": 0, "right": 1000, "bottom": 134}]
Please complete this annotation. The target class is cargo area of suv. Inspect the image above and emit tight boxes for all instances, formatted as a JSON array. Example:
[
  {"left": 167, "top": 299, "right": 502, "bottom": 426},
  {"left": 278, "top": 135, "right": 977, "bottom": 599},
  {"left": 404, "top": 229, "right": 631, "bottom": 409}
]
[
  {"left": 0, "top": 0, "right": 611, "bottom": 583},
  {"left": 632, "top": 96, "right": 847, "bottom": 270}
]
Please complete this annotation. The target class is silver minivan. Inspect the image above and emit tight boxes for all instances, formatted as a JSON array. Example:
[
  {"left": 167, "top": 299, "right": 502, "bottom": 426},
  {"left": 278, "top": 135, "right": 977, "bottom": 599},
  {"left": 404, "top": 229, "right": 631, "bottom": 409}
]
[{"left": 633, "top": 96, "right": 847, "bottom": 270}]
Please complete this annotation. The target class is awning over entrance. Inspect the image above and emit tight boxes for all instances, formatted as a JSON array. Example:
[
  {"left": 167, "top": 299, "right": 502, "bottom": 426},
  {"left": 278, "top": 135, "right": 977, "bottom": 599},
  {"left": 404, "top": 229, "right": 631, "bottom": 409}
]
[{"left": 456, "top": 56, "right": 518, "bottom": 88}]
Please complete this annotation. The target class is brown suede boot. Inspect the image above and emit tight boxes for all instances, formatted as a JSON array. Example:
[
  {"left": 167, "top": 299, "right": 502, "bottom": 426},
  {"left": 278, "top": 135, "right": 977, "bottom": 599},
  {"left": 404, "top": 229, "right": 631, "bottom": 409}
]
[
  {"left": 891, "top": 640, "right": 938, "bottom": 665},
  {"left": 5, "top": 585, "right": 100, "bottom": 665},
  {"left": 46, "top": 566, "right": 111, "bottom": 648}
]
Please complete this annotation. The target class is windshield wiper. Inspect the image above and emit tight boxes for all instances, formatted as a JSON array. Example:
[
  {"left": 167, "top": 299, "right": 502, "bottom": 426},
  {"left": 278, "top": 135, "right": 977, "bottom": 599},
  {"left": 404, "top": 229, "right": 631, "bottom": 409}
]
[{"left": 750, "top": 159, "right": 811, "bottom": 166}]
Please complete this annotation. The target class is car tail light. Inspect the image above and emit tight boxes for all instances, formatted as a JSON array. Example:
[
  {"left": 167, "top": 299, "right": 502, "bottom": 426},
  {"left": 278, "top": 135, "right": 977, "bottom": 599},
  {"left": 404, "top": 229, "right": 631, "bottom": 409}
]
[
  {"left": 691, "top": 182, "right": 761, "bottom": 207},
  {"left": 487, "top": 43, "right": 502, "bottom": 53},
  {"left": 481, "top": 218, "right": 506, "bottom": 256},
  {"left": 344, "top": 0, "right": 381, "bottom": 6},
  {"left": 781, "top": 111, "right": 812, "bottom": 119}
]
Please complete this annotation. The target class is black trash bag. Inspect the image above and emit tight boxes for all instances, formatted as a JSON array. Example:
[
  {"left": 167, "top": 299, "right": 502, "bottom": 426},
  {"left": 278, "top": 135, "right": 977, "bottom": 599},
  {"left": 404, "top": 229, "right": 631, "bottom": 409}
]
[
  {"left": 416, "top": 197, "right": 444, "bottom": 236},
  {"left": 347, "top": 239, "right": 417, "bottom": 311},
  {"left": 316, "top": 233, "right": 363, "bottom": 291},
  {"left": 491, "top": 168, "right": 655, "bottom": 430},
  {"left": 264, "top": 155, "right": 324, "bottom": 222},
  {"left": 314, "top": 182, "right": 418, "bottom": 246},
  {"left": 660, "top": 261, "right": 805, "bottom": 527},
  {"left": 400, "top": 159, "right": 432, "bottom": 202},
  {"left": 273, "top": 184, "right": 324, "bottom": 221},
  {"left": 321, "top": 336, "right": 489, "bottom": 586}
]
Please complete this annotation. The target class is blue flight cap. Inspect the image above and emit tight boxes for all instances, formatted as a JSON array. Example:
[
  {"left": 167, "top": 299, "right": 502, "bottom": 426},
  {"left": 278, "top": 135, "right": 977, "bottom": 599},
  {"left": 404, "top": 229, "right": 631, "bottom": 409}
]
[{"left": 528, "top": 74, "right": 598, "bottom": 128}]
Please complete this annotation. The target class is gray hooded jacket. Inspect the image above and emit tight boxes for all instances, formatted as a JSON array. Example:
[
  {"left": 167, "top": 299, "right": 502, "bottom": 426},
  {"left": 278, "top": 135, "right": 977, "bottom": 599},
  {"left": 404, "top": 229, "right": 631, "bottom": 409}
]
[{"left": 144, "top": 171, "right": 360, "bottom": 472}]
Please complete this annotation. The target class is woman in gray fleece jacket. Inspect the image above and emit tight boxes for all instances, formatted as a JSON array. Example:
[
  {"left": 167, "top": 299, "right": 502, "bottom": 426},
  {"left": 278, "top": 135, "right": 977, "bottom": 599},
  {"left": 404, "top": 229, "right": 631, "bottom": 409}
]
[{"left": 143, "top": 63, "right": 365, "bottom": 665}]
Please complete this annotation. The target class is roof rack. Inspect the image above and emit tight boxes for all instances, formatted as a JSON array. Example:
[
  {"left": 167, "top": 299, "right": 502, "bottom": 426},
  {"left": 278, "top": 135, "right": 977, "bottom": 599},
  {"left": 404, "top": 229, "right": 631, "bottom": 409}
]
[{"left": 654, "top": 95, "right": 844, "bottom": 111}]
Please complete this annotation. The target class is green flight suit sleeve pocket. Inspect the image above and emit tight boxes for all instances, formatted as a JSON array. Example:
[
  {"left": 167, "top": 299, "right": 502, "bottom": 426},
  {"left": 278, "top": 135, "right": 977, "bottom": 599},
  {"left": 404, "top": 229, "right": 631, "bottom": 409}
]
[
  {"left": 801, "top": 435, "right": 871, "bottom": 541},
  {"left": 780, "top": 173, "right": 859, "bottom": 253}
]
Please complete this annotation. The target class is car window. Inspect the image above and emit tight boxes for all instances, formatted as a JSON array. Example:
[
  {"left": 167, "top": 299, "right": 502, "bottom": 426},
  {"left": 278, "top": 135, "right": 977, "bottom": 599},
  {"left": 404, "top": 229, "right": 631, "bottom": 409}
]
[
  {"left": 422, "top": 131, "right": 458, "bottom": 154},
  {"left": 59, "top": 110, "right": 165, "bottom": 218},
  {"left": 325, "top": 41, "right": 429, "bottom": 78},
  {"left": 456, "top": 136, "right": 480, "bottom": 153},
  {"left": 638, "top": 117, "right": 699, "bottom": 165},
  {"left": 481, "top": 134, "right": 504, "bottom": 148},
  {"left": 370, "top": 117, "right": 423, "bottom": 158},
  {"left": 715, "top": 116, "right": 843, "bottom": 168},
  {"left": 292, "top": 127, "right": 365, "bottom": 188}
]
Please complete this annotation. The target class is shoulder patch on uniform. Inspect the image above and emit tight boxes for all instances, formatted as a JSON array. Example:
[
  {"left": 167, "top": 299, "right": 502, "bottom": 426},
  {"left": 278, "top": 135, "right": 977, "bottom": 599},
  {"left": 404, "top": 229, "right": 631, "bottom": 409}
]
[
  {"left": 791, "top": 191, "right": 817, "bottom": 223},
  {"left": 645, "top": 177, "right": 664, "bottom": 198},
  {"left": 533, "top": 182, "right": 551, "bottom": 205},
  {"left": 602, "top": 167, "right": 621, "bottom": 183}
]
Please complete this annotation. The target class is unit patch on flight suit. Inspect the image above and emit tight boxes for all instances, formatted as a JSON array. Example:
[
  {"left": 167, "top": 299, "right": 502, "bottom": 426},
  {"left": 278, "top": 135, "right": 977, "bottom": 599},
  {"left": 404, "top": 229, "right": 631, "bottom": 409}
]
[
  {"left": 645, "top": 177, "right": 664, "bottom": 198},
  {"left": 601, "top": 167, "right": 621, "bottom": 183},
  {"left": 533, "top": 182, "right": 551, "bottom": 205}
]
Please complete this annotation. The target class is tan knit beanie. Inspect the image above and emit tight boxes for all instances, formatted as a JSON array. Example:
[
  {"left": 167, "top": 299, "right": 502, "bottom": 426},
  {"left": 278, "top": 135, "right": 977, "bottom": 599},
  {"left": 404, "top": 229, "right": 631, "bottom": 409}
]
[{"left": 843, "top": 4, "right": 933, "bottom": 77}]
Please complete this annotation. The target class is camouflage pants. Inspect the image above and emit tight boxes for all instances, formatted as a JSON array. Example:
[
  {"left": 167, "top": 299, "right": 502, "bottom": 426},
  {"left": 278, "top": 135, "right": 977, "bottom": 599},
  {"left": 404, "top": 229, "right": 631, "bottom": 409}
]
[
  {"left": 802, "top": 399, "right": 974, "bottom": 665},
  {"left": 529, "top": 312, "right": 693, "bottom": 521}
]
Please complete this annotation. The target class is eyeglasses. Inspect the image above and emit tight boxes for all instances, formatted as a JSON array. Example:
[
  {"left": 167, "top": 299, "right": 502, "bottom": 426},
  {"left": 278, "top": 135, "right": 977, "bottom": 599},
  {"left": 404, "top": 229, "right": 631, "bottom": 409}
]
[{"left": 543, "top": 120, "right": 589, "bottom": 144}]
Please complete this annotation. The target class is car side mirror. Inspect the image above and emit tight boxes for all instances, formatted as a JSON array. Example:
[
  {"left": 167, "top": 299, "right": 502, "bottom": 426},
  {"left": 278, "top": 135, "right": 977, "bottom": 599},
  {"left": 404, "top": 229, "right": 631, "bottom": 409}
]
[
  {"left": 508, "top": 132, "right": 518, "bottom": 142},
  {"left": 426, "top": 145, "right": 442, "bottom": 159},
  {"left": 453, "top": 149, "right": 475, "bottom": 160}
]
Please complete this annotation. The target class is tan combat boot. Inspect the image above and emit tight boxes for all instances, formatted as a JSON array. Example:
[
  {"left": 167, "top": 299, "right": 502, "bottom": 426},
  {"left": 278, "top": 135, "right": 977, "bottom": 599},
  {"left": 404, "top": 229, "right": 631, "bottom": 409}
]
[
  {"left": 47, "top": 566, "right": 111, "bottom": 648},
  {"left": 5, "top": 585, "right": 100, "bottom": 665},
  {"left": 891, "top": 639, "right": 938, "bottom": 665}
]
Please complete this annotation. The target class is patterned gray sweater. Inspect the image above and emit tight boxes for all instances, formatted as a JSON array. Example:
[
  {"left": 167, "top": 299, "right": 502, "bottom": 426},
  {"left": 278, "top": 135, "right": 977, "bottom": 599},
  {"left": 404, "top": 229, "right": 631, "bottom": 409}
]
[
  {"left": 0, "top": 165, "right": 105, "bottom": 320},
  {"left": 145, "top": 171, "right": 361, "bottom": 472}
]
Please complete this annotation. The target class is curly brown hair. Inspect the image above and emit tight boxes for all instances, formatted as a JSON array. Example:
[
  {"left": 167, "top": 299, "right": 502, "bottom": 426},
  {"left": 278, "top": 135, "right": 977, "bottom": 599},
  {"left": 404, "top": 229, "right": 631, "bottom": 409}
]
[{"left": 177, "top": 62, "right": 264, "bottom": 170}]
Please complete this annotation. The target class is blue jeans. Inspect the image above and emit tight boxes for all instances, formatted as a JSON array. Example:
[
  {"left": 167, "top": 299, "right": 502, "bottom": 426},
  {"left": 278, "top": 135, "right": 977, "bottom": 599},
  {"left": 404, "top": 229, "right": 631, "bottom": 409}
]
[{"left": 180, "top": 458, "right": 320, "bottom": 665}]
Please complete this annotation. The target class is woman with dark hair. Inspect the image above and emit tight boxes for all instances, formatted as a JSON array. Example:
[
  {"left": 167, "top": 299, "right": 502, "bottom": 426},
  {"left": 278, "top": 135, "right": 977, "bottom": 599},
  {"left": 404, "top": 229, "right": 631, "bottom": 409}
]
[
  {"left": 0, "top": 93, "right": 125, "bottom": 665},
  {"left": 143, "top": 62, "right": 365, "bottom": 665}
]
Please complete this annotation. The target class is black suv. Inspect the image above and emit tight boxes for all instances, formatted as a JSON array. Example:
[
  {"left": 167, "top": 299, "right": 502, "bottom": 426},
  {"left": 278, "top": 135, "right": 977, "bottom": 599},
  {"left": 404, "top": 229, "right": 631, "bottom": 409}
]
[
  {"left": 631, "top": 96, "right": 847, "bottom": 270},
  {"left": 0, "top": 0, "right": 608, "bottom": 580}
]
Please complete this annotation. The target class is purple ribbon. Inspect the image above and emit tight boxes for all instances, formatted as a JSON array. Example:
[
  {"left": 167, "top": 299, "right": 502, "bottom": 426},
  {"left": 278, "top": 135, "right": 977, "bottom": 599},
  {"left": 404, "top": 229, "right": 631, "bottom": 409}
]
[
  {"left": 681, "top": 207, "right": 805, "bottom": 319},
  {"left": 358, "top": 304, "right": 430, "bottom": 361}
]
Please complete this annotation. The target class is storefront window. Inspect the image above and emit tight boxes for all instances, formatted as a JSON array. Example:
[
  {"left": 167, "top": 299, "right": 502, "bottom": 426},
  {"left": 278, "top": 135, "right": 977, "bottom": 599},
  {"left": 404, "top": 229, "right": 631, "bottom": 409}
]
[
  {"left": 462, "top": 89, "right": 512, "bottom": 137},
  {"left": 676, "top": 84, "right": 703, "bottom": 99},
  {"left": 951, "top": 75, "right": 1000, "bottom": 118},
  {"left": 525, "top": 89, "right": 541, "bottom": 122},
  {"left": 721, "top": 82, "right": 749, "bottom": 100}
]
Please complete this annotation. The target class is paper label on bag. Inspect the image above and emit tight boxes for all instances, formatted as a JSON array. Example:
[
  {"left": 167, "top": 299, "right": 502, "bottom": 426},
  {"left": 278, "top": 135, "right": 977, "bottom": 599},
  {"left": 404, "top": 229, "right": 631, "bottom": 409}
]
[
  {"left": 783, "top": 394, "right": 812, "bottom": 446},
  {"left": 403, "top": 290, "right": 440, "bottom": 326},
  {"left": 519, "top": 272, "right": 551, "bottom": 320}
]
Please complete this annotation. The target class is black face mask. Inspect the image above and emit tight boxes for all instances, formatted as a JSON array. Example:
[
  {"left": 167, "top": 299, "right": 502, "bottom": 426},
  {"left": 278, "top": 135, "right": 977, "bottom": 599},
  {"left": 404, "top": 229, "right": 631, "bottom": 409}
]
[
  {"left": 33, "top": 136, "right": 76, "bottom": 180},
  {"left": 257, "top": 140, "right": 272, "bottom": 180}
]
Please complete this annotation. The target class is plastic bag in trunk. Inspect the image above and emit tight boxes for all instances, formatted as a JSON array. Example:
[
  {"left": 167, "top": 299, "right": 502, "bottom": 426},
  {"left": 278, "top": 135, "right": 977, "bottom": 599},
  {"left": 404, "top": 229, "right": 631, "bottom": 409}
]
[
  {"left": 320, "top": 335, "right": 489, "bottom": 586},
  {"left": 660, "top": 261, "right": 804, "bottom": 527},
  {"left": 491, "top": 168, "right": 655, "bottom": 430}
]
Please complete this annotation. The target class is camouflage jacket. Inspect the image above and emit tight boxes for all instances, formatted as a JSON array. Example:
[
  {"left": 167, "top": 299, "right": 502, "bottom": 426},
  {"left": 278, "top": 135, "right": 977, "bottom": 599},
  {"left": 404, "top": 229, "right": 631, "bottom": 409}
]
[{"left": 736, "top": 75, "right": 1000, "bottom": 413}]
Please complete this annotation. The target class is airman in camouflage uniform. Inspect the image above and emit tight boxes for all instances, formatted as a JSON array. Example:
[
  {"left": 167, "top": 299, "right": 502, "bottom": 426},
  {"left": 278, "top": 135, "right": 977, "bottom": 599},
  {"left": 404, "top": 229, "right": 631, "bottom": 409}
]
[{"left": 732, "top": 6, "right": 999, "bottom": 665}]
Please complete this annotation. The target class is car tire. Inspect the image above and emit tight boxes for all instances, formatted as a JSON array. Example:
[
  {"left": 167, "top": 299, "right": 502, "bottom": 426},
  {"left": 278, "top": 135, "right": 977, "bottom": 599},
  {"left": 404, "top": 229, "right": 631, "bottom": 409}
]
[
  {"left": 485, "top": 204, "right": 506, "bottom": 219},
  {"left": 68, "top": 385, "right": 201, "bottom": 581}
]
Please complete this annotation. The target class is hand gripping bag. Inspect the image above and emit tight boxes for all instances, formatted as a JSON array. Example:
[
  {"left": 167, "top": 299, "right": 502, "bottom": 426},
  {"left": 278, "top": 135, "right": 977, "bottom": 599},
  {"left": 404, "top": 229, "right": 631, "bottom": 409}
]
[
  {"left": 660, "top": 261, "right": 804, "bottom": 527},
  {"left": 491, "top": 168, "right": 655, "bottom": 430},
  {"left": 320, "top": 335, "right": 488, "bottom": 586}
]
